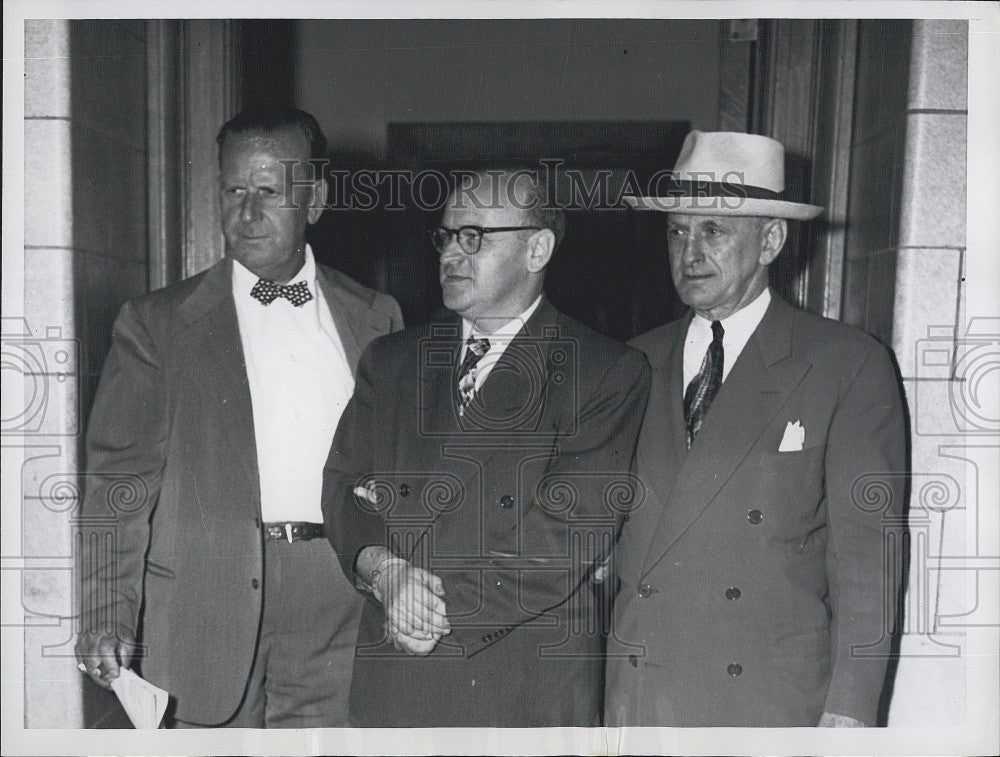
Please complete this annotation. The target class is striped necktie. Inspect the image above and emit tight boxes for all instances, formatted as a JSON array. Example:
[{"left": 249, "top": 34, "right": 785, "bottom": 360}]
[
  {"left": 683, "top": 320, "right": 724, "bottom": 448},
  {"left": 456, "top": 336, "right": 490, "bottom": 416}
]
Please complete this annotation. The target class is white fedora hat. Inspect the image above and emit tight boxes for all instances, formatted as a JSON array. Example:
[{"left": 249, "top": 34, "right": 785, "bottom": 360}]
[{"left": 625, "top": 131, "right": 823, "bottom": 220}]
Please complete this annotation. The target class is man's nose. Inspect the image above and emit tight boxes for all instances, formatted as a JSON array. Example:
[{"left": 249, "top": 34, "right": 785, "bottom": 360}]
[
  {"left": 240, "top": 191, "right": 262, "bottom": 223},
  {"left": 438, "top": 233, "right": 465, "bottom": 261},
  {"left": 680, "top": 234, "right": 703, "bottom": 265}
]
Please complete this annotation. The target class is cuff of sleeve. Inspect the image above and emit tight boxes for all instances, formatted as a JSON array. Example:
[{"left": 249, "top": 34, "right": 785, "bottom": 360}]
[{"left": 369, "top": 557, "right": 410, "bottom": 603}]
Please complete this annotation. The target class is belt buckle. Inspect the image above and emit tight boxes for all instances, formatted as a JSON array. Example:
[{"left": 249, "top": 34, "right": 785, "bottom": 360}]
[{"left": 285, "top": 523, "right": 294, "bottom": 544}]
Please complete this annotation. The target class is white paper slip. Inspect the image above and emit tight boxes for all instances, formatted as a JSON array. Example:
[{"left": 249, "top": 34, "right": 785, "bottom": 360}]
[{"left": 109, "top": 668, "right": 169, "bottom": 729}]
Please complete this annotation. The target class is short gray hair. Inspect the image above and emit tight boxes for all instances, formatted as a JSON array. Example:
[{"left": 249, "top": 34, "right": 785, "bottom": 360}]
[{"left": 455, "top": 168, "right": 567, "bottom": 251}]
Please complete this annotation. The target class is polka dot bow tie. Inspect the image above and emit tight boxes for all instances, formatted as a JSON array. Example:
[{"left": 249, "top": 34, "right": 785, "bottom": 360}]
[{"left": 249, "top": 278, "right": 313, "bottom": 307}]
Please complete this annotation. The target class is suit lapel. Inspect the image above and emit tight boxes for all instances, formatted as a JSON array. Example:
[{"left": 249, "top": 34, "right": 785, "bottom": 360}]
[
  {"left": 638, "top": 317, "right": 690, "bottom": 504},
  {"left": 413, "top": 317, "right": 463, "bottom": 443},
  {"left": 175, "top": 259, "right": 261, "bottom": 507},
  {"left": 640, "top": 296, "right": 811, "bottom": 577},
  {"left": 411, "top": 301, "right": 558, "bottom": 534},
  {"left": 316, "top": 266, "right": 377, "bottom": 378},
  {"left": 625, "top": 321, "right": 689, "bottom": 569},
  {"left": 473, "top": 323, "right": 550, "bottom": 422},
  {"left": 465, "top": 297, "right": 558, "bottom": 440}
]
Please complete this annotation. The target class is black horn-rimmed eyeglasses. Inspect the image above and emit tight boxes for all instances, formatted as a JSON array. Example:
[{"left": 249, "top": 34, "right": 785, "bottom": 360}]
[{"left": 429, "top": 225, "right": 542, "bottom": 255}]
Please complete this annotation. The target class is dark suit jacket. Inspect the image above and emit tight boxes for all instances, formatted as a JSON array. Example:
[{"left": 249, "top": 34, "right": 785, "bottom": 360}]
[
  {"left": 323, "top": 297, "right": 650, "bottom": 727},
  {"left": 605, "top": 293, "right": 907, "bottom": 727},
  {"left": 78, "top": 257, "right": 402, "bottom": 725}
]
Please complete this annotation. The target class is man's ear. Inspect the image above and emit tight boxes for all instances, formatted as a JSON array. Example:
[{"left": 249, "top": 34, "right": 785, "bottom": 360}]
[
  {"left": 758, "top": 218, "right": 787, "bottom": 266},
  {"left": 525, "top": 228, "right": 555, "bottom": 273},
  {"left": 307, "top": 177, "right": 328, "bottom": 225}
]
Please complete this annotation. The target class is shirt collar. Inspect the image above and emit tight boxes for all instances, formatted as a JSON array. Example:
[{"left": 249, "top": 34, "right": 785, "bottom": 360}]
[
  {"left": 690, "top": 287, "right": 771, "bottom": 337},
  {"left": 461, "top": 294, "right": 543, "bottom": 343}
]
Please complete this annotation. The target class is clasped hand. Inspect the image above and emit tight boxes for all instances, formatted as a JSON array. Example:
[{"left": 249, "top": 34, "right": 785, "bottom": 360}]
[{"left": 373, "top": 562, "right": 450, "bottom": 656}]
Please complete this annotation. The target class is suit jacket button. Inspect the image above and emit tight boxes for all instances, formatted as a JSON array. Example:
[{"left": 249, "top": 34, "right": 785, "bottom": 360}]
[
  {"left": 628, "top": 654, "right": 638, "bottom": 667},
  {"left": 637, "top": 583, "right": 653, "bottom": 598},
  {"left": 727, "top": 663, "right": 742, "bottom": 677},
  {"left": 251, "top": 578, "right": 260, "bottom": 589},
  {"left": 399, "top": 483, "right": 410, "bottom": 497},
  {"left": 725, "top": 587, "right": 741, "bottom": 600},
  {"left": 747, "top": 509, "right": 763, "bottom": 524},
  {"left": 500, "top": 495, "right": 514, "bottom": 509}
]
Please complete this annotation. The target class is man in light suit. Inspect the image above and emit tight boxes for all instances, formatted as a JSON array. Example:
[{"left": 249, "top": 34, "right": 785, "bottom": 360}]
[
  {"left": 605, "top": 131, "right": 907, "bottom": 727},
  {"left": 75, "top": 106, "right": 402, "bottom": 727},
  {"left": 322, "top": 169, "right": 650, "bottom": 726}
]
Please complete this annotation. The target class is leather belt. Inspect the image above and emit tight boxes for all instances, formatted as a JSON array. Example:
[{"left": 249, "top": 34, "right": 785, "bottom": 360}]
[{"left": 263, "top": 521, "right": 326, "bottom": 543}]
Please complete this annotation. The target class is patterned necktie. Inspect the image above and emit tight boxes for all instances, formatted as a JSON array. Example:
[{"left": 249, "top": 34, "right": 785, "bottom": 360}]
[
  {"left": 683, "top": 320, "right": 724, "bottom": 448},
  {"left": 456, "top": 336, "right": 491, "bottom": 416},
  {"left": 250, "top": 278, "right": 313, "bottom": 307}
]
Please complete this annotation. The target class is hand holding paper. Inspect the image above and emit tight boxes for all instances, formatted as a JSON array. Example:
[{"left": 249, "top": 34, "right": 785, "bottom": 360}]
[
  {"left": 110, "top": 668, "right": 169, "bottom": 728},
  {"left": 75, "top": 627, "right": 135, "bottom": 691},
  {"left": 76, "top": 664, "right": 168, "bottom": 728}
]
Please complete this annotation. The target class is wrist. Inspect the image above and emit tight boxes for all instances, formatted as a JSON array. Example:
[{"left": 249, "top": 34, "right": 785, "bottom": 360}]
[{"left": 370, "top": 557, "right": 409, "bottom": 603}]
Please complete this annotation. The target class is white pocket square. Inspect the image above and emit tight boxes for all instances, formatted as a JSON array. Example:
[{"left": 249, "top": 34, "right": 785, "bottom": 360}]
[{"left": 778, "top": 420, "right": 805, "bottom": 452}]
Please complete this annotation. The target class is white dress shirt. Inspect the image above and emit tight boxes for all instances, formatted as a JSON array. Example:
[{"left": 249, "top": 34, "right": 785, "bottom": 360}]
[
  {"left": 683, "top": 287, "right": 771, "bottom": 391},
  {"left": 232, "top": 245, "right": 354, "bottom": 523},
  {"left": 459, "top": 295, "right": 543, "bottom": 393}
]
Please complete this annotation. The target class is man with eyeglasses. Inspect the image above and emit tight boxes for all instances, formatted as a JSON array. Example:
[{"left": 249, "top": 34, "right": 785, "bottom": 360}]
[{"left": 322, "top": 169, "right": 650, "bottom": 726}]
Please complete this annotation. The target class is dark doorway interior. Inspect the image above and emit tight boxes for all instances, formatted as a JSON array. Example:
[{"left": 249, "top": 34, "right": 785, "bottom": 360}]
[{"left": 309, "top": 120, "right": 690, "bottom": 340}]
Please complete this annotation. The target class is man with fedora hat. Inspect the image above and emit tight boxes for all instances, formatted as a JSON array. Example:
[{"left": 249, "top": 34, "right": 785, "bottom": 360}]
[{"left": 604, "top": 131, "right": 906, "bottom": 727}]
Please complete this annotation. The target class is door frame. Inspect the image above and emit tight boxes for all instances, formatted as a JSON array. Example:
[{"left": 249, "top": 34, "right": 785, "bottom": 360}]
[{"left": 146, "top": 20, "right": 242, "bottom": 289}]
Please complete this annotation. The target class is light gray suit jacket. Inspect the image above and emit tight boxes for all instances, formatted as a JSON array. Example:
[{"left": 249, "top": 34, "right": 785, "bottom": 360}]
[
  {"left": 605, "top": 293, "right": 906, "bottom": 727},
  {"left": 78, "top": 257, "right": 402, "bottom": 725}
]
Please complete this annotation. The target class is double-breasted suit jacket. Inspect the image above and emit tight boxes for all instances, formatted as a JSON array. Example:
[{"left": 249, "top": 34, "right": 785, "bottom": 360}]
[
  {"left": 605, "top": 293, "right": 906, "bottom": 727},
  {"left": 79, "top": 257, "right": 402, "bottom": 725},
  {"left": 323, "top": 297, "right": 651, "bottom": 727}
]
